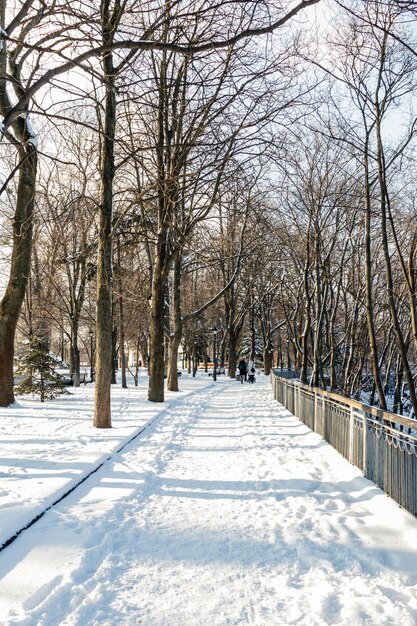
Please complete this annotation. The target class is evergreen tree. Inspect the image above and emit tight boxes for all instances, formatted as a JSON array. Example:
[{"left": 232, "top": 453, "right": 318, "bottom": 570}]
[{"left": 15, "top": 336, "right": 70, "bottom": 402}]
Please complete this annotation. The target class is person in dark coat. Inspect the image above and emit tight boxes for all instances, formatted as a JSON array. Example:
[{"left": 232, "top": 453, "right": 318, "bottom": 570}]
[{"left": 238, "top": 359, "right": 247, "bottom": 384}]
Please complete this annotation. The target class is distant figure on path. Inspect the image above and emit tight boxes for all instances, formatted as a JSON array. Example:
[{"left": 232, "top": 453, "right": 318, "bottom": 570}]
[
  {"left": 247, "top": 359, "right": 256, "bottom": 383},
  {"left": 238, "top": 359, "right": 247, "bottom": 384}
]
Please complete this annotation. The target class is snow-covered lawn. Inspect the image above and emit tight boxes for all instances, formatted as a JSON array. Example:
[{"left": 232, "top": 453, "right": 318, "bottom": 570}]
[
  {"left": 1, "top": 375, "right": 417, "bottom": 625},
  {"left": 0, "top": 374, "right": 214, "bottom": 548}
]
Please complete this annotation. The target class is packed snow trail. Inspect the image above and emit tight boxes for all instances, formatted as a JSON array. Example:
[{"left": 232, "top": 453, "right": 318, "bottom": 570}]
[{"left": 1, "top": 378, "right": 417, "bottom": 625}]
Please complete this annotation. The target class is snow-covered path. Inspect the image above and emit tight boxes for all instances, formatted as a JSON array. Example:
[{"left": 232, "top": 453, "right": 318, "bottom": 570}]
[{"left": 2, "top": 378, "right": 417, "bottom": 625}]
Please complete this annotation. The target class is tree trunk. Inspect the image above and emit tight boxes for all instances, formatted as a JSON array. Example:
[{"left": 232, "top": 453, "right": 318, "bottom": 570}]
[
  {"left": 167, "top": 333, "right": 181, "bottom": 391},
  {"left": 300, "top": 233, "right": 311, "bottom": 384},
  {"left": 117, "top": 238, "right": 127, "bottom": 389},
  {"left": 148, "top": 232, "right": 167, "bottom": 402},
  {"left": 70, "top": 317, "right": 81, "bottom": 387},
  {"left": 250, "top": 302, "right": 256, "bottom": 359},
  {"left": 286, "top": 340, "right": 292, "bottom": 370},
  {"left": 263, "top": 338, "right": 273, "bottom": 376},
  {"left": 93, "top": 36, "right": 116, "bottom": 427},
  {"left": 0, "top": 145, "right": 37, "bottom": 406},
  {"left": 0, "top": 0, "right": 38, "bottom": 406},
  {"left": 363, "top": 142, "right": 387, "bottom": 410},
  {"left": 407, "top": 234, "right": 417, "bottom": 356},
  {"left": 376, "top": 104, "right": 417, "bottom": 416},
  {"left": 111, "top": 325, "right": 118, "bottom": 385},
  {"left": 40, "top": 372, "right": 45, "bottom": 403},
  {"left": 119, "top": 319, "right": 127, "bottom": 388},
  {"left": 311, "top": 230, "right": 327, "bottom": 388},
  {"left": 228, "top": 328, "right": 238, "bottom": 379},
  {"left": 167, "top": 254, "right": 182, "bottom": 392},
  {"left": 72, "top": 343, "right": 81, "bottom": 387},
  {"left": 393, "top": 355, "right": 403, "bottom": 415}
]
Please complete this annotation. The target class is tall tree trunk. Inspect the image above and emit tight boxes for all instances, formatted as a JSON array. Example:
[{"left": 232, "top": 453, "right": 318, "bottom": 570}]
[
  {"left": 277, "top": 335, "right": 283, "bottom": 369},
  {"left": 0, "top": 145, "right": 37, "bottom": 406},
  {"left": 0, "top": 0, "right": 38, "bottom": 406},
  {"left": 72, "top": 343, "right": 81, "bottom": 387},
  {"left": 312, "top": 230, "right": 328, "bottom": 388},
  {"left": 300, "top": 231, "right": 311, "bottom": 384},
  {"left": 250, "top": 302, "right": 256, "bottom": 359},
  {"left": 363, "top": 141, "right": 387, "bottom": 410},
  {"left": 111, "top": 325, "right": 118, "bottom": 384},
  {"left": 286, "top": 339, "right": 292, "bottom": 370},
  {"left": 167, "top": 254, "right": 182, "bottom": 392},
  {"left": 376, "top": 107, "right": 417, "bottom": 416},
  {"left": 93, "top": 22, "right": 116, "bottom": 427},
  {"left": 225, "top": 296, "right": 235, "bottom": 378},
  {"left": 343, "top": 306, "right": 359, "bottom": 396},
  {"left": 70, "top": 315, "right": 81, "bottom": 387},
  {"left": 393, "top": 355, "right": 403, "bottom": 415},
  {"left": 228, "top": 328, "right": 238, "bottom": 378},
  {"left": 148, "top": 231, "right": 167, "bottom": 402},
  {"left": 407, "top": 233, "right": 417, "bottom": 355},
  {"left": 117, "top": 238, "right": 127, "bottom": 389},
  {"left": 167, "top": 333, "right": 181, "bottom": 390},
  {"left": 263, "top": 336, "right": 273, "bottom": 376}
]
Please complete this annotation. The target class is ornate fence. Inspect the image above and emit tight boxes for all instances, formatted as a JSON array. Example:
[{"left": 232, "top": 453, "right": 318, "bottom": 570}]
[{"left": 271, "top": 370, "right": 417, "bottom": 517}]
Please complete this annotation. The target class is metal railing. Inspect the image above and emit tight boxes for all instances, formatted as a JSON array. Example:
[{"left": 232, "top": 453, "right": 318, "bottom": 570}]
[{"left": 271, "top": 370, "right": 417, "bottom": 517}]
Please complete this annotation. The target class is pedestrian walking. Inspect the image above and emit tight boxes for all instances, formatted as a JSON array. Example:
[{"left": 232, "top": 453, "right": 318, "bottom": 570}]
[
  {"left": 238, "top": 358, "right": 247, "bottom": 384},
  {"left": 247, "top": 359, "right": 256, "bottom": 383}
]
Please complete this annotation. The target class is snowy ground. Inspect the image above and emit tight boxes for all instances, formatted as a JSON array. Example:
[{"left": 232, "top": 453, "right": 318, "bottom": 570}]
[
  {"left": 0, "top": 374, "right": 213, "bottom": 549},
  {"left": 1, "top": 375, "right": 417, "bottom": 625}
]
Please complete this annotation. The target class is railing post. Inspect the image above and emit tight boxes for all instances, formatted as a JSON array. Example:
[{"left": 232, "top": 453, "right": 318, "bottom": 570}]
[
  {"left": 362, "top": 411, "right": 368, "bottom": 478},
  {"left": 293, "top": 381, "right": 296, "bottom": 415},
  {"left": 349, "top": 405, "right": 354, "bottom": 464},
  {"left": 295, "top": 383, "right": 298, "bottom": 417}
]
